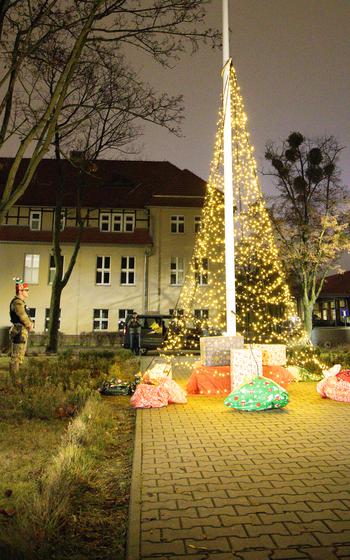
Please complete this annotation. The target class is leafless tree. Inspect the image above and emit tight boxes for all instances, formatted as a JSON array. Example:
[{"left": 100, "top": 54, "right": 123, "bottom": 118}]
[
  {"left": 0, "top": 0, "right": 220, "bottom": 223},
  {"left": 264, "top": 131, "right": 350, "bottom": 335},
  {"left": 37, "top": 43, "right": 185, "bottom": 352}
]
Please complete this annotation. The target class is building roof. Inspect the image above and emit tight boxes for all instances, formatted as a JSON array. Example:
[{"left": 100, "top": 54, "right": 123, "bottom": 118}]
[
  {"left": 0, "top": 158, "right": 206, "bottom": 209},
  {"left": 319, "top": 271, "right": 350, "bottom": 297}
]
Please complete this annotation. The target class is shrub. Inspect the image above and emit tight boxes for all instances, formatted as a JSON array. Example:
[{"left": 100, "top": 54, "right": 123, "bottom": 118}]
[
  {"left": 319, "top": 347, "right": 350, "bottom": 369},
  {"left": 108, "top": 355, "right": 140, "bottom": 384},
  {"left": 13, "top": 349, "right": 133, "bottom": 420},
  {"left": 66, "top": 385, "right": 94, "bottom": 411},
  {"left": 18, "top": 384, "right": 67, "bottom": 420}
]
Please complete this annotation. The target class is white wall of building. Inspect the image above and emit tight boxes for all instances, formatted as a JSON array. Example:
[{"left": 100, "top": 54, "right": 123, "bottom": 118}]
[{"left": 0, "top": 205, "right": 203, "bottom": 334}]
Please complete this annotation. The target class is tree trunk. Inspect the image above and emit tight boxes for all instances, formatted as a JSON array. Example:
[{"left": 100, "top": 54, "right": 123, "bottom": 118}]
[
  {"left": 46, "top": 275, "right": 63, "bottom": 353},
  {"left": 302, "top": 299, "right": 314, "bottom": 338}
]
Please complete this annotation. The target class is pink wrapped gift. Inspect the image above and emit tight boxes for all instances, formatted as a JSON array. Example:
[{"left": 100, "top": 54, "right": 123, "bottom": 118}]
[
  {"left": 162, "top": 378, "right": 187, "bottom": 403},
  {"left": 130, "top": 378, "right": 187, "bottom": 408},
  {"left": 317, "top": 369, "right": 350, "bottom": 402},
  {"left": 130, "top": 383, "right": 169, "bottom": 408}
]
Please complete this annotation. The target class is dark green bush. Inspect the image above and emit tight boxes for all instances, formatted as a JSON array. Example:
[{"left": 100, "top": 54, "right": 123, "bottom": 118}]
[
  {"left": 318, "top": 348, "right": 350, "bottom": 369},
  {"left": 18, "top": 383, "right": 67, "bottom": 419},
  {"left": 66, "top": 385, "right": 94, "bottom": 411},
  {"left": 16, "top": 350, "right": 133, "bottom": 419}
]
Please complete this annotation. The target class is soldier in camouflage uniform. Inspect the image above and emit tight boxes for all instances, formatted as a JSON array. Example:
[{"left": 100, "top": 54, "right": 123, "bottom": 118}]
[{"left": 9, "top": 278, "right": 33, "bottom": 377}]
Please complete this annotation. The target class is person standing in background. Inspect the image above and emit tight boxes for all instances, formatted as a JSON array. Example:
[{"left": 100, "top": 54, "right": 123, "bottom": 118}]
[
  {"left": 9, "top": 277, "right": 33, "bottom": 379},
  {"left": 128, "top": 312, "right": 141, "bottom": 355}
]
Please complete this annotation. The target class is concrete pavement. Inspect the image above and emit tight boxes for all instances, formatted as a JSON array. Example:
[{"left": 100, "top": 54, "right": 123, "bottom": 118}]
[{"left": 127, "top": 361, "right": 350, "bottom": 560}]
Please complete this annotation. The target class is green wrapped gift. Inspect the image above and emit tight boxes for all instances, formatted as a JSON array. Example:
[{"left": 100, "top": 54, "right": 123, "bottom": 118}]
[{"left": 224, "top": 376, "right": 289, "bottom": 411}]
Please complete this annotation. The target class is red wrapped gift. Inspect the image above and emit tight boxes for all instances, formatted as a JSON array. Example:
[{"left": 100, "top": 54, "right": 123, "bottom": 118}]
[
  {"left": 262, "top": 365, "right": 294, "bottom": 388},
  {"left": 186, "top": 364, "right": 231, "bottom": 395}
]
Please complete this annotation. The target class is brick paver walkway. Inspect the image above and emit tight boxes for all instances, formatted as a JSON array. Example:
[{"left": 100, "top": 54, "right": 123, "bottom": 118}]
[{"left": 127, "top": 362, "right": 350, "bottom": 560}]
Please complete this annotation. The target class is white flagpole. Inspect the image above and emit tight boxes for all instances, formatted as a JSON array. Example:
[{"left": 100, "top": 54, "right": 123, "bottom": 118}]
[{"left": 222, "top": 0, "right": 236, "bottom": 335}]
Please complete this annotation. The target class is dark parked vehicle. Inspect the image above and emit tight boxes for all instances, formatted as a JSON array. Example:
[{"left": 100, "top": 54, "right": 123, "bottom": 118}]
[{"left": 122, "top": 314, "right": 172, "bottom": 354}]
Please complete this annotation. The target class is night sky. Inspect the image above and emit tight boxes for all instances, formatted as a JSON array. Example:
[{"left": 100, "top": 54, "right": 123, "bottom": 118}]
[
  {"left": 135, "top": 0, "right": 350, "bottom": 194},
  {"left": 3, "top": 1, "right": 349, "bottom": 195}
]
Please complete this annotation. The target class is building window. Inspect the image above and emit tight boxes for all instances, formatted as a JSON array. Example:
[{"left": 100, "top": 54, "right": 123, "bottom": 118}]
[
  {"left": 169, "top": 308, "right": 184, "bottom": 316},
  {"left": 99, "top": 212, "right": 111, "bottom": 231},
  {"left": 48, "top": 254, "right": 64, "bottom": 284},
  {"left": 24, "top": 254, "right": 40, "bottom": 283},
  {"left": 170, "top": 215, "right": 185, "bottom": 233},
  {"left": 28, "top": 308, "right": 36, "bottom": 330},
  {"left": 118, "top": 308, "right": 134, "bottom": 329},
  {"left": 112, "top": 213, "right": 123, "bottom": 232},
  {"left": 170, "top": 257, "right": 184, "bottom": 286},
  {"left": 194, "top": 216, "right": 201, "bottom": 233},
  {"left": 121, "top": 256, "right": 135, "bottom": 285},
  {"left": 45, "top": 308, "right": 61, "bottom": 331},
  {"left": 29, "top": 210, "right": 42, "bottom": 231},
  {"left": 195, "top": 257, "right": 209, "bottom": 285},
  {"left": 194, "top": 309, "right": 209, "bottom": 319},
  {"left": 93, "top": 309, "right": 109, "bottom": 330},
  {"left": 100, "top": 211, "right": 135, "bottom": 232},
  {"left": 124, "top": 213, "right": 135, "bottom": 232},
  {"left": 96, "top": 256, "right": 111, "bottom": 285}
]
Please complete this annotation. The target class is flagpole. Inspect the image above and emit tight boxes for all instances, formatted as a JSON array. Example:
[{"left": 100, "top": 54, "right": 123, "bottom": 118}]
[{"left": 222, "top": 0, "right": 236, "bottom": 335}]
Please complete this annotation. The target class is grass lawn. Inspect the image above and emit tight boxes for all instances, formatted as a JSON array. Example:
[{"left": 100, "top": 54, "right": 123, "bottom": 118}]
[{"left": 0, "top": 354, "right": 136, "bottom": 560}]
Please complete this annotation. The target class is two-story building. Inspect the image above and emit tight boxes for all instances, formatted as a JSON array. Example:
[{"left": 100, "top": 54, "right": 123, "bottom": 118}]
[{"left": 0, "top": 158, "right": 206, "bottom": 339}]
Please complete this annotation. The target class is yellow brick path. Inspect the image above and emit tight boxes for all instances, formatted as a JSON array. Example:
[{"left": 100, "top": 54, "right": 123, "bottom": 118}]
[{"left": 127, "top": 361, "right": 350, "bottom": 560}]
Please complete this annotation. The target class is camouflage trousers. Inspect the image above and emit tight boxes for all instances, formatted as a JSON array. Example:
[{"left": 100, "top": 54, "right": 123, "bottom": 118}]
[{"left": 9, "top": 325, "right": 28, "bottom": 376}]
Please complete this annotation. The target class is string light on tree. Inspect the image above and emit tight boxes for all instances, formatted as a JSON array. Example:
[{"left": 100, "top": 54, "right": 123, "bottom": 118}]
[{"left": 162, "top": 65, "right": 324, "bottom": 378}]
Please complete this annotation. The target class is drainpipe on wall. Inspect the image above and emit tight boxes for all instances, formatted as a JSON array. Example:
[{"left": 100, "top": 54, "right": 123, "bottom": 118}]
[{"left": 143, "top": 246, "right": 153, "bottom": 312}]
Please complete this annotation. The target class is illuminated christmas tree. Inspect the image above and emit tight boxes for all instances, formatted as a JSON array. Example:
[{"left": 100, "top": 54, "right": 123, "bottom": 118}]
[{"left": 164, "top": 65, "right": 323, "bottom": 375}]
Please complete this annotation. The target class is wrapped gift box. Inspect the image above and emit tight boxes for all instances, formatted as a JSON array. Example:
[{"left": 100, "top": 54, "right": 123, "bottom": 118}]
[
  {"left": 187, "top": 364, "right": 231, "bottom": 395},
  {"left": 143, "top": 361, "right": 172, "bottom": 384},
  {"left": 262, "top": 365, "right": 294, "bottom": 388},
  {"left": 200, "top": 335, "right": 244, "bottom": 366},
  {"left": 247, "top": 343, "right": 286, "bottom": 366},
  {"left": 231, "top": 348, "right": 263, "bottom": 390}
]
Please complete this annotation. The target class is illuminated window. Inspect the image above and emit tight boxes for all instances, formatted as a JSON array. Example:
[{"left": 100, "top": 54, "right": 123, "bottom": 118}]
[
  {"left": 24, "top": 254, "right": 40, "bottom": 283},
  {"left": 194, "top": 257, "right": 209, "bottom": 286},
  {"left": 93, "top": 309, "right": 108, "bottom": 330},
  {"left": 48, "top": 254, "right": 64, "bottom": 284},
  {"left": 194, "top": 216, "right": 201, "bottom": 233},
  {"left": 171, "top": 215, "right": 185, "bottom": 233},
  {"left": 121, "top": 256, "right": 135, "bottom": 285},
  {"left": 29, "top": 210, "right": 42, "bottom": 231},
  {"left": 96, "top": 256, "right": 111, "bottom": 285},
  {"left": 170, "top": 257, "right": 184, "bottom": 285}
]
